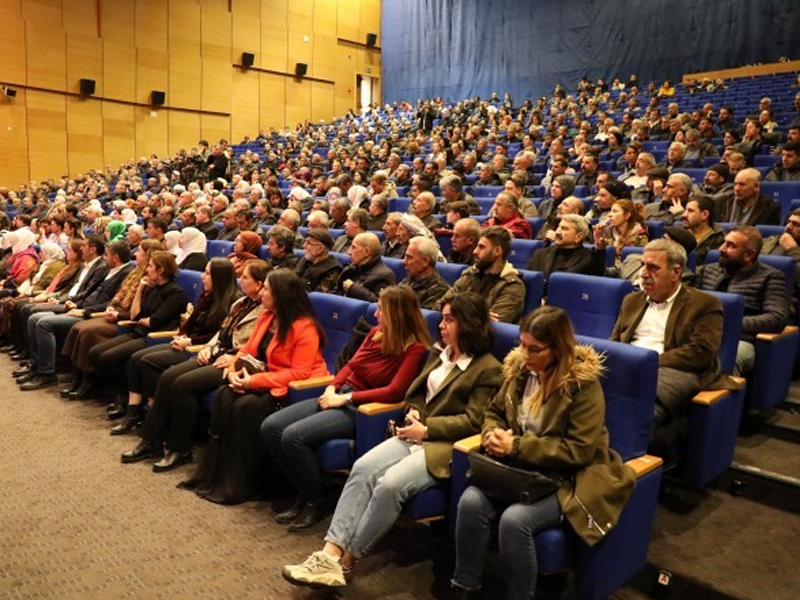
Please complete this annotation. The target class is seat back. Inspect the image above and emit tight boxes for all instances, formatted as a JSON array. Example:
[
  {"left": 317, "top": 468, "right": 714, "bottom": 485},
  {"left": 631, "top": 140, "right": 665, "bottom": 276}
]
[
  {"left": 519, "top": 269, "right": 545, "bottom": 316},
  {"left": 490, "top": 321, "right": 520, "bottom": 363},
  {"left": 206, "top": 240, "right": 234, "bottom": 259},
  {"left": 760, "top": 181, "right": 800, "bottom": 220},
  {"left": 176, "top": 269, "right": 204, "bottom": 305},
  {"left": 706, "top": 291, "right": 745, "bottom": 374},
  {"left": 508, "top": 239, "right": 544, "bottom": 270},
  {"left": 547, "top": 273, "right": 632, "bottom": 338},
  {"left": 308, "top": 292, "right": 370, "bottom": 372},
  {"left": 381, "top": 257, "right": 407, "bottom": 283},
  {"left": 435, "top": 261, "right": 468, "bottom": 286},
  {"left": 575, "top": 335, "right": 658, "bottom": 462}
]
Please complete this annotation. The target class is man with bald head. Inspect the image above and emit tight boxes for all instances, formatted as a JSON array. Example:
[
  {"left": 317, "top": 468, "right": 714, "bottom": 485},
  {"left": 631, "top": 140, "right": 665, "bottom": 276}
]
[{"left": 719, "top": 168, "right": 781, "bottom": 225}]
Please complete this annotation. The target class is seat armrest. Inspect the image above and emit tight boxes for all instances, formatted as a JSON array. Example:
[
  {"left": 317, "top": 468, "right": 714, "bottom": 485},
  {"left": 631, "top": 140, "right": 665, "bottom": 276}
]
[
  {"left": 288, "top": 375, "right": 335, "bottom": 390},
  {"left": 626, "top": 454, "right": 663, "bottom": 478},
  {"left": 453, "top": 434, "right": 482, "bottom": 454},
  {"left": 358, "top": 401, "right": 405, "bottom": 415},
  {"left": 185, "top": 344, "right": 204, "bottom": 353},
  {"left": 148, "top": 330, "right": 179, "bottom": 339},
  {"left": 757, "top": 325, "right": 799, "bottom": 342},
  {"left": 692, "top": 389, "right": 729, "bottom": 406},
  {"left": 90, "top": 312, "right": 105, "bottom": 318},
  {"left": 117, "top": 320, "right": 136, "bottom": 326}
]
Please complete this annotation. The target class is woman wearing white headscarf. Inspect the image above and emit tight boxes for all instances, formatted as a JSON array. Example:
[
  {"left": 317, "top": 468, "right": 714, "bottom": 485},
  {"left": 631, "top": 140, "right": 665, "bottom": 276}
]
[
  {"left": 398, "top": 214, "right": 445, "bottom": 262},
  {"left": 164, "top": 230, "right": 182, "bottom": 260},
  {"left": 177, "top": 227, "right": 209, "bottom": 272},
  {"left": 16, "top": 242, "right": 65, "bottom": 297},
  {"left": 121, "top": 209, "right": 138, "bottom": 227},
  {"left": 0, "top": 230, "right": 39, "bottom": 297}
]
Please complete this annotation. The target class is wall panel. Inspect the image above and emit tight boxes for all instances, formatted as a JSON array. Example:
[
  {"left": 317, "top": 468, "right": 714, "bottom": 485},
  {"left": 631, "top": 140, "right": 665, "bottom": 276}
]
[
  {"left": 21, "top": 0, "right": 62, "bottom": 27},
  {"left": 313, "top": 0, "right": 337, "bottom": 37},
  {"left": 310, "top": 81, "right": 334, "bottom": 124},
  {"left": 26, "top": 22, "right": 66, "bottom": 90},
  {"left": 230, "top": 70, "right": 259, "bottom": 143},
  {"left": 27, "top": 90, "right": 68, "bottom": 180},
  {"left": 100, "top": 0, "right": 134, "bottom": 46},
  {"left": 63, "top": 0, "right": 97, "bottom": 36},
  {"left": 67, "top": 33, "right": 103, "bottom": 96},
  {"left": 135, "top": 0, "right": 168, "bottom": 52},
  {"left": 167, "top": 111, "right": 201, "bottom": 156},
  {"left": 312, "top": 33, "right": 337, "bottom": 82},
  {"left": 103, "top": 44, "right": 136, "bottom": 102},
  {"left": 0, "top": 89, "right": 31, "bottom": 186},
  {"left": 287, "top": 31, "right": 314, "bottom": 76},
  {"left": 285, "top": 78, "right": 311, "bottom": 131},
  {"left": 232, "top": 11, "right": 261, "bottom": 69},
  {"left": 66, "top": 96, "right": 103, "bottom": 174},
  {"left": 102, "top": 101, "right": 136, "bottom": 166},
  {"left": 358, "top": 0, "right": 380, "bottom": 44},
  {"left": 260, "top": 72, "right": 286, "bottom": 131},
  {"left": 200, "top": 8, "right": 232, "bottom": 112},
  {"left": 0, "top": 15, "right": 27, "bottom": 85},
  {"left": 336, "top": 0, "right": 359, "bottom": 41},
  {"left": 136, "top": 49, "right": 169, "bottom": 105},
  {"left": 200, "top": 114, "right": 231, "bottom": 147},
  {"left": 135, "top": 106, "right": 168, "bottom": 159}
]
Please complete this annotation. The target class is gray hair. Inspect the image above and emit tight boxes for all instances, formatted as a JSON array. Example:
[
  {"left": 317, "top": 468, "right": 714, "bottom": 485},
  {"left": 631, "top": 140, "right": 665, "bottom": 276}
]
[
  {"left": 644, "top": 238, "right": 686, "bottom": 271},
  {"left": 408, "top": 235, "right": 439, "bottom": 265},
  {"left": 668, "top": 173, "right": 693, "bottom": 194},
  {"left": 559, "top": 214, "right": 590, "bottom": 239}
]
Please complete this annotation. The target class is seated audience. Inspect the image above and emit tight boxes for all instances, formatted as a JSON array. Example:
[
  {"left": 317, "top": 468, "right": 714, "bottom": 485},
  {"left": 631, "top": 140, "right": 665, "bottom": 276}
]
[
  {"left": 227, "top": 231, "right": 262, "bottom": 277},
  {"left": 400, "top": 236, "right": 451, "bottom": 309},
  {"left": 336, "top": 232, "right": 396, "bottom": 302},
  {"left": 177, "top": 227, "right": 209, "bottom": 272}
]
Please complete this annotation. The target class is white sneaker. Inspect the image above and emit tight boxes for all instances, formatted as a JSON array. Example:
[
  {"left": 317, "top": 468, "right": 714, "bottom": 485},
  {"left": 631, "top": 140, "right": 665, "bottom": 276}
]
[{"left": 282, "top": 551, "right": 347, "bottom": 588}]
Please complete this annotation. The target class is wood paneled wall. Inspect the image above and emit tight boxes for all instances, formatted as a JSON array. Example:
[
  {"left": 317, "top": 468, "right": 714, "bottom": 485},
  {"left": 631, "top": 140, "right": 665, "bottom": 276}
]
[{"left": 0, "top": 0, "right": 382, "bottom": 188}]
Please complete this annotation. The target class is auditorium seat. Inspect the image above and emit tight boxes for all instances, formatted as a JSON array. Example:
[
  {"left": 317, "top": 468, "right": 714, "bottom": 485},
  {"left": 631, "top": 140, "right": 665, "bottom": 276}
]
[{"left": 546, "top": 273, "right": 632, "bottom": 338}]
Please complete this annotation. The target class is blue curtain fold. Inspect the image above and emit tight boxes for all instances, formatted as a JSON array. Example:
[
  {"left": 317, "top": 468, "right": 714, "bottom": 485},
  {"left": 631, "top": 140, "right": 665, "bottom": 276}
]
[{"left": 381, "top": 0, "right": 800, "bottom": 104}]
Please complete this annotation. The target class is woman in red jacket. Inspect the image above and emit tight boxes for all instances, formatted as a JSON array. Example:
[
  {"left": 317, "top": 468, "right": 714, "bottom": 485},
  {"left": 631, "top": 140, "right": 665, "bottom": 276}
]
[
  {"left": 261, "top": 285, "right": 430, "bottom": 531},
  {"left": 175, "top": 269, "right": 328, "bottom": 505}
]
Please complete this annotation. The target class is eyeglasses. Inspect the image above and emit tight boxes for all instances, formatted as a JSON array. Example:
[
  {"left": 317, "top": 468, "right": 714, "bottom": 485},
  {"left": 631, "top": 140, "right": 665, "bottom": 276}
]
[{"left": 519, "top": 342, "right": 550, "bottom": 355}]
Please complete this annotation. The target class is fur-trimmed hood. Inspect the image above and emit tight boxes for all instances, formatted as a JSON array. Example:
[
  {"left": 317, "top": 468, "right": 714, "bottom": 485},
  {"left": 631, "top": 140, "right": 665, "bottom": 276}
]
[{"left": 502, "top": 343, "right": 604, "bottom": 387}]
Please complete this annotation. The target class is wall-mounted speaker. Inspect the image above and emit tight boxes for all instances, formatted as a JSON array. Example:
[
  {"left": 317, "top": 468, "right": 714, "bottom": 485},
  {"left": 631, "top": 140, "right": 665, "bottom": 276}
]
[
  {"left": 151, "top": 90, "right": 166, "bottom": 105},
  {"left": 242, "top": 52, "right": 255, "bottom": 68},
  {"left": 79, "top": 78, "right": 96, "bottom": 95},
  {"left": 1, "top": 86, "right": 17, "bottom": 98},
  {"left": 366, "top": 33, "right": 377, "bottom": 47},
  {"left": 295, "top": 63, "right": 308, "bottom": 77}
]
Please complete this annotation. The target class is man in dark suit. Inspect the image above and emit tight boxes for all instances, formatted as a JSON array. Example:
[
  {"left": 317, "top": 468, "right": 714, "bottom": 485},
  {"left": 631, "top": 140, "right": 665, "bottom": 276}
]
[
  {"left": 527, "top": 214, "right": 601, "bottom": 283},
  {"left": 611, "top": 238, "right": 724, "bottom": 462},
  {"left": 17, "top": 240, "right": 133, "bottom": 390},
  {"left": 719, "top": 167, "right": 781, "bottom": 226}
]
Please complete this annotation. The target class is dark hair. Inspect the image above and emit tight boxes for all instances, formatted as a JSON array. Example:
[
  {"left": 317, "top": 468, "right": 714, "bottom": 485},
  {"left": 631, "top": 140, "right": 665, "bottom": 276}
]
[
  {"left": 244, "top": 258, "right": 270, "bottom": 283},
  {"left": 480, "top": 225, "right": 512, "bottom": 260},
  {"left": 207, "top": 258, "right": 240, "bottom": 326},
  {"left": 107, "top": 240, "right": 131, "bottom": 263},
  {"left": 148, "top": 216, "right": 168, "bottom": 233},
  {"left": 85, "top": 234, "right": 106, "bottom": 257},
  {"left": 441, "top": 292, "right": 494, "bottom": 357},
  {"left": 266, "top": 269, "right": 326, "bottom": 347},
  {"left": 691, "top": 196, "right": 716, "bottom": 224}
]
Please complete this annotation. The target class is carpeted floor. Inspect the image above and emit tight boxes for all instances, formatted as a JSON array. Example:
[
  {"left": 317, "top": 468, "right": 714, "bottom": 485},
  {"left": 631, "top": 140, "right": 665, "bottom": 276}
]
[{"left": 2, "top": 353, "right": 799, "bottom": 600}]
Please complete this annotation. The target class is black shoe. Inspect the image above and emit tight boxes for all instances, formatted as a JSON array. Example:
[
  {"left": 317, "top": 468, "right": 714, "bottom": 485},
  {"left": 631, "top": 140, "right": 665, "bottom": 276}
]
[
  {"left": 152, "top": 450, "right": 193, "bottom": 473},
  {"left": 110, "top": 406, "right": 145, "bottom": 435},
  {"left": 120, "top": 440, "right": 163, "bottom": 464},
  {"left": 15, "top": 371, "right": 39, "bottom": 385},
  {"left": 9, "top": 351, "right": 28, "bottom": 361},
  {"left": 19, "top": 374, "right": 59, "bottom": 391},
  {"left": 0, "top": 343, "right": 17, "bottom": 353},
  {"left": 12, "top": 365, "right": 33, "bottom": 377},
  {"left": 288, "top": 500, "right": 328, "bottom": 531},
  {"left": 274, "top": 497, "right": 307, "bottom": 524},
  {"left": 106, "top": 403, "right": 127, "bottom": 420}
]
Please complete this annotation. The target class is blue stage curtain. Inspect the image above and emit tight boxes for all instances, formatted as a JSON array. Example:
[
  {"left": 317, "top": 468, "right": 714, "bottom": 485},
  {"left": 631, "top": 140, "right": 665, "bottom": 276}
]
[{"left": 381, "top": 0, "right": 800, "bottom": 104}]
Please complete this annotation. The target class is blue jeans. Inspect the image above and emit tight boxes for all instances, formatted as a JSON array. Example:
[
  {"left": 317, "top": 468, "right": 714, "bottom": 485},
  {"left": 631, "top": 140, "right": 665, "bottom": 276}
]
[
  {"left": 452, "top": 485, "right": 561, "bottom": 600},
  {"left": 28, "top": 312, "right": 81, "bottom": 374},
  {"left": 325, "top": 436, "right": 436, "bottom": 559},
  {"left": 260, "top": 398, "right": 357, "bottom": 501}
]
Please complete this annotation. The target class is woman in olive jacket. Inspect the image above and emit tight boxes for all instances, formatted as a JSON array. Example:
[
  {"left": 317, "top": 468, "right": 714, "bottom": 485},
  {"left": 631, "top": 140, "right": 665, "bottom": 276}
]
[{"left": 451, "top": 306, "right": 635, "bottom": 600}]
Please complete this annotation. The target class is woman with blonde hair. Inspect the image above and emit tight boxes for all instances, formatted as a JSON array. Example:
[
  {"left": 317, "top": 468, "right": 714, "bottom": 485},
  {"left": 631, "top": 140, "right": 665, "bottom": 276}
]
[
  {"left": 262, "top": 285, "right": 430, "bottom": 530},
  {"left": 450, "top": 306, "right": 635, "bottom": 600}
]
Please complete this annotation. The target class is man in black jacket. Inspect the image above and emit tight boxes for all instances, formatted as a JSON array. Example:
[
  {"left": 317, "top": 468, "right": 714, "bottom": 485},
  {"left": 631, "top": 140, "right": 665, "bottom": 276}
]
[
  {"left": 17, "top": 241, "right": 134, "bottom": 390},
  {"left": 527, "top": 215, "right": 601, "bottom": 283},
  {"left": 336, "top": 232, "right": 395, "bottom": 302}
]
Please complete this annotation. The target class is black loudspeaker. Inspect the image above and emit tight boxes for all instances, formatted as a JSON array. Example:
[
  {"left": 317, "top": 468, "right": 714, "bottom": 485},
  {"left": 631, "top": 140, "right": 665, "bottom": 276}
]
[
  {"left": 2, "top": 86, "right": 17, "bottom": 98},
  {"left": 366, "top": 33, "right": 377, "bottom": 47},
  {"left": 295, "top": 63, "right": 308, "bottom": 77},
  {"left": 151, "top": 90, "right": 166, "bottom": 105},
  {"left": 79, "top": 78, "right": 96, "bottom": 95},
  {"left": 242, "top": 52, "right": 255, "bottom": 68}
]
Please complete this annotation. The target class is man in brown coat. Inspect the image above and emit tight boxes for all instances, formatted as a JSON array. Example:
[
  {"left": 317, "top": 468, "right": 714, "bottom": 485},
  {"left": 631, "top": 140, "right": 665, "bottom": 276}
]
[{"left": 611, "top": 238, "right": 723, "bottom": 462}]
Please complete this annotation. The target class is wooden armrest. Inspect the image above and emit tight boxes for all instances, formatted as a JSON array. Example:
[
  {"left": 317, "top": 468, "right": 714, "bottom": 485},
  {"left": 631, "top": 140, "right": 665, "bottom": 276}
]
[
  {"left": 117, "top": 320, "right": 136, "bottom": 326},
  {"left": 90, "top": 312, "right": 105, "bottom": 318},
  {"left": 288, "top": 375, "right": 334, "bottom": 390},
  {"left": 358, "top": 401, "right": 405, "bottom": 416},
  {"left": 692, "top": 389, "right": 730, "bottom": 406},
  {"left": 185, "top": 344, "right": 205, "bottom": 353},
  {"left": 148, "top": 330, "right": 179, "bottom": 339},
  {"left": 626, "top": 454, "right": 663, "bottom": 478},
  {"left": 453, "top": 434, "right": 482, "bottom": 454},
  {"left": 756, "top": 325, "right": 799, "bottom": 342}
]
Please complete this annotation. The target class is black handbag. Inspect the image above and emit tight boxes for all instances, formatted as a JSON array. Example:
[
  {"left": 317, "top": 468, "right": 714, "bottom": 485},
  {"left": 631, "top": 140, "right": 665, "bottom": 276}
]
[{"left": 467, "top": 451, "right": 560, "bottom": 505}]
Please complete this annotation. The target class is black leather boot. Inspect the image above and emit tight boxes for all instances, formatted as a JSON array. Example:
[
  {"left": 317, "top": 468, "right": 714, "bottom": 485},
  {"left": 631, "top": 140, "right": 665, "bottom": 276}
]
[{"left": 110, "top": 404, "right": 145, "bottom": 435}]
